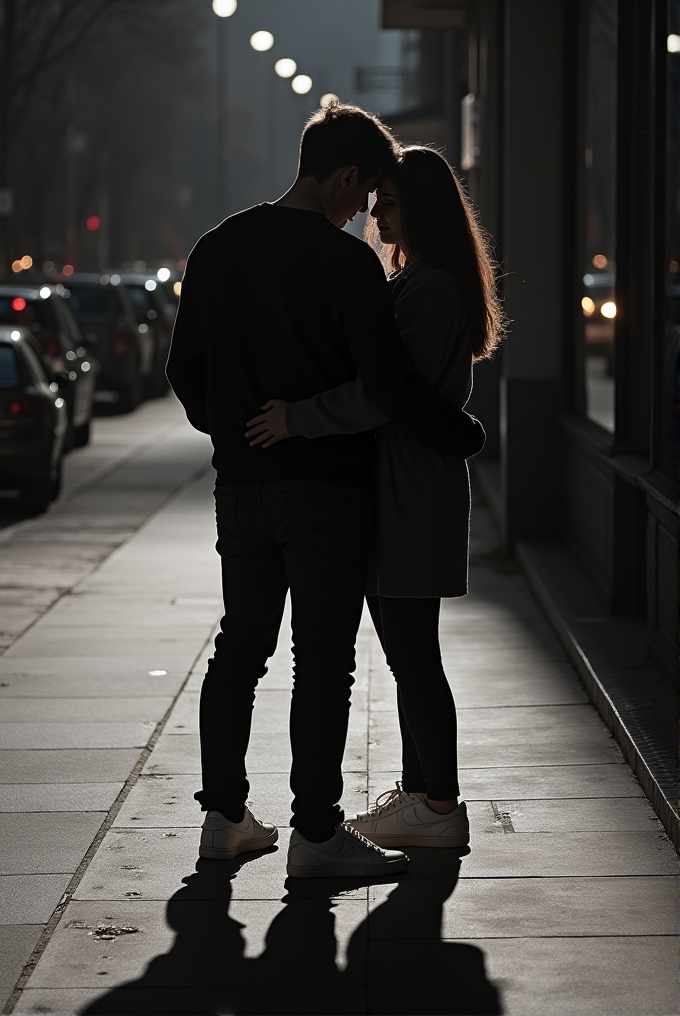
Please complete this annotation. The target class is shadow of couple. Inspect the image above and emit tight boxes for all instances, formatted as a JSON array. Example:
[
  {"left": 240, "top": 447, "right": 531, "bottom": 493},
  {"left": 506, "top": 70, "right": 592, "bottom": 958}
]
[{"left": 82, "top": 845, "right": 502, "bottom": 1015}]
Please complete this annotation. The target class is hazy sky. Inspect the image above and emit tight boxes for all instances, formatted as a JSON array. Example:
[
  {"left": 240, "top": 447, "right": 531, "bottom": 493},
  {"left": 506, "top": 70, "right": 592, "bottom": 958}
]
[{"left": 200, "top": 0, "right": 412, "bottom": 223}]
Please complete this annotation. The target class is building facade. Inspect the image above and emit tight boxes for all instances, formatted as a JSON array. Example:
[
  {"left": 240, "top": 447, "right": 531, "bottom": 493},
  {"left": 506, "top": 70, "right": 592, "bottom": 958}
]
[{"left": 382, "top": 0, "right": 679, "bottom": 843}]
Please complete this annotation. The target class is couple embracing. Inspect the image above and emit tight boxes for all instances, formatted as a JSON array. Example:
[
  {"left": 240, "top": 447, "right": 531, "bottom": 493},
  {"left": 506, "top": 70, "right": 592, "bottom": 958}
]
[{"left": 167, "top": 102, "right": 504, "bottom": 878}]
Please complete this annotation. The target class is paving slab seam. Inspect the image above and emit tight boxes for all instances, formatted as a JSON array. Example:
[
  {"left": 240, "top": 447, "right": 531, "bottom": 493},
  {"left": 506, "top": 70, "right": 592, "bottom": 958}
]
[
  {"left": 1, "top": 629, "right": 216, "bottom": 1016},
  {"left": 516, "top": 543, "right": 680, "bottom": 854}
]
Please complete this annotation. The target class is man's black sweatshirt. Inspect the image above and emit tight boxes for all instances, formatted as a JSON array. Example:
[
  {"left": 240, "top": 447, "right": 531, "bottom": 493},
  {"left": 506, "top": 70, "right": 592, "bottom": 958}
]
[{"left": 166, "top": 203, "right": 484, "bottom": 486}]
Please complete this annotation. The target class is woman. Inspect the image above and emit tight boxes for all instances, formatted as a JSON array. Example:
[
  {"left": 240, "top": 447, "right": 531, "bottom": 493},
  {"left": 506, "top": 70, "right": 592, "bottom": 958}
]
[{"left": 245, "top": 147, "right": 505, "bottom": 848}]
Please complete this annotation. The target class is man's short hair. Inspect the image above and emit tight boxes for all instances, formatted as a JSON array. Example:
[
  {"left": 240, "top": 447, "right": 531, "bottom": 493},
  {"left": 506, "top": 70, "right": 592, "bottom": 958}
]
[{"left": 298, "top": 102, "right": 399, "bottom": 183}]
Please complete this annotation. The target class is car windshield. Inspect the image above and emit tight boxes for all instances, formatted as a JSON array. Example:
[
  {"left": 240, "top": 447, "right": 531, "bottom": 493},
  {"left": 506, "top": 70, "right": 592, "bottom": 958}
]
[
  {"left": 0, "top": 296, "right": 61, "bottom": 356},
  {"left": 125, "top": 285, "right": 153, "bottom": 316},
  {"left": 65, "top": 285, "right": 117, "bottom": 318},
  {"left": 0, "top": 296, "right": 35, "bottom": 325},
  {"left": 0, "top": 345, "right": 21, "bottom": 388}
]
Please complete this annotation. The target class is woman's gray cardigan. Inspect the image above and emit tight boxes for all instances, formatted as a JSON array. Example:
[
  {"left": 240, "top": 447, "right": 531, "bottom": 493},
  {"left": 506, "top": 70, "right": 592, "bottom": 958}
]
[{"left": 286, "top": 263, "right": 474, "bottom": 598}]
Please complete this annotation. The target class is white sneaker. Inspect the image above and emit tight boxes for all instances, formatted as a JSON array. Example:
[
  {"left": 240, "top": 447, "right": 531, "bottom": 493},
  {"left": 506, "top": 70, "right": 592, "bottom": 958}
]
[
  {"left": 286, "top": 823, "right": 408, "bottom": 878},
  {"left": 199, "top": 808, "right": 278, "bottom": 860},
  {"left": 346, "top": 784, "right": 470, "bottom": 849}
]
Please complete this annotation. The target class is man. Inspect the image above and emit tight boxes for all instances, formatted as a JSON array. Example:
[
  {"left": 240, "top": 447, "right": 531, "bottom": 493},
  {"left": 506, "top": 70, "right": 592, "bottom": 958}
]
[{"left": 167, "top": 103, "right": 483, "bottom": 878}]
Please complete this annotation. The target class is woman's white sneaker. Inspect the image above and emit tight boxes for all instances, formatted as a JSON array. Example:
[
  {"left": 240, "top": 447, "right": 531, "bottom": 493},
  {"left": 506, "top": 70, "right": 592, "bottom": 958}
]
[
  {"left": 199, "top": 808, "right": 278, "bottom": 859},
  {"left": 286, "top": 822, "right": 408, "bottom": 878},
  {"left": 346, "top": 784, "right": 470, "bottom": 849}
]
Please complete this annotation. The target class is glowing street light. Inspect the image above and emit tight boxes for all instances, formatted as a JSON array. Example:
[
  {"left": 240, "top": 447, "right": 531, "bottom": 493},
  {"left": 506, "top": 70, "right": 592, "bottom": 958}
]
[
  {"left": 250, "top": 30, "right": 274, "bottom": 51},
  {"left": 320, "top": 92, "right": 339, "bottom": 107},
  {"left": 212, "top": 0, "right": 237, "bottom": 215},
  {"left": 292, "top": 74, "right": 313, "bottom": 95},
  {"left": 212, "top": 0, "right": 236, "bottom": 16},
  {"left": 275, "top": 58, "right": 297, "bottom": 78}
]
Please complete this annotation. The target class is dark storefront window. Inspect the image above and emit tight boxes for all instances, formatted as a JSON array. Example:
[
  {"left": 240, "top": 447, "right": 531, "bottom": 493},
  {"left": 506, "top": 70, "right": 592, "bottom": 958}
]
[
  {"left": 581, "top": 0, "right": 618, "bottom": 432},
  {"left": 664, "top": 3, "right": 680, "bottom": 480}
]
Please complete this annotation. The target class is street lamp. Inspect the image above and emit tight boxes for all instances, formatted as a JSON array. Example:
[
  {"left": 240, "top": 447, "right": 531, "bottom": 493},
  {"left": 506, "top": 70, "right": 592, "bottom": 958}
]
[
  {"left": 292, "top": 74, "right": 313, "bottom": 95},
  {"left": 275, "top": 58, "right": 297, "bottom": 78},
  {"left": 250, "top": 30, "right": 274, "bottom": 51},
  {"left": 212, "top": 0, "right": 236, "bottom": 16},
  {"left": 212, "top": 0, "right": 237, "bottom": 217}
]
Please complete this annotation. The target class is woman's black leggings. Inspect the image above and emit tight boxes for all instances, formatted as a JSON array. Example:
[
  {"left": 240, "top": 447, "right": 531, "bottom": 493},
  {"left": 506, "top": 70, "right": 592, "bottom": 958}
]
[{"left": 366, "top": 595, "right": 459, "bottom": 800}]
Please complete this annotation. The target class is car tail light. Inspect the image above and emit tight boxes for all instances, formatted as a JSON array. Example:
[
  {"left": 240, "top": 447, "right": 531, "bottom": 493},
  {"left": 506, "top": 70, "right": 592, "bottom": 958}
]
[
  {"left": 0, "top": 395, "right": 42, "bottom": 419},
  {"left": 112, "top": 324, "right": 130, "bottom": 359}
]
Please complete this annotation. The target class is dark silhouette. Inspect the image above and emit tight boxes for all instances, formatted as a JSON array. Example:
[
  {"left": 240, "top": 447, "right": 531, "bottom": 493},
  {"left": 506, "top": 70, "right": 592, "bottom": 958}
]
[
  {"left": 166, "top": 103, "right": 484, "bottom": 873},
  {"left": 82, "top": 847, "right": 502, "bottom": 1015},
  {"left": 244, "top": 148, "right": 505, "bottom": 845}
]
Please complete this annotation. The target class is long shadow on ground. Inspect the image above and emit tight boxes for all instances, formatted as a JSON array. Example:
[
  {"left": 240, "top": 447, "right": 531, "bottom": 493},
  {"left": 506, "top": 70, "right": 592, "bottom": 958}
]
[{"left": 81, "top": 848, "right": 502, "bottom": 1015}]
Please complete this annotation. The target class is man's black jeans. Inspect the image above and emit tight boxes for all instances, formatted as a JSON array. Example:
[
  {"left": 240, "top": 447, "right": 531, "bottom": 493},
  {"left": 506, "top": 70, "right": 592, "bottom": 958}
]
[{"left": 195, "top": 480, "right": 374, "bottom": 842}]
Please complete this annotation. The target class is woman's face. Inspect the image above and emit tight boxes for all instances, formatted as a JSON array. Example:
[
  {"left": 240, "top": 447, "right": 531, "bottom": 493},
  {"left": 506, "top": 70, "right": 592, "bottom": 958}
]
[{"left": 370, "top": 180, "right": 404, "bottom": 248}]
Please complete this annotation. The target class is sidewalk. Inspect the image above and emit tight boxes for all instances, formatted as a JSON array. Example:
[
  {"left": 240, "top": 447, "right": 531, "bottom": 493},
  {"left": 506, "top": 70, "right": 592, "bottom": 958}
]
[{"left": 1, "top": 405, "right": 678, "bottom": 1015}]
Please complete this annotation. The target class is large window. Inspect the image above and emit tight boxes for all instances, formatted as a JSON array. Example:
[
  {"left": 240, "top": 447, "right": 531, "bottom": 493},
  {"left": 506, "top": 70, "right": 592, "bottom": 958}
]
[
  {"left": 663, "top": 2, "right": 680, "bottom": 480},
  {"left": 581, "top": 0, "right": 618, "bottom": 432}
]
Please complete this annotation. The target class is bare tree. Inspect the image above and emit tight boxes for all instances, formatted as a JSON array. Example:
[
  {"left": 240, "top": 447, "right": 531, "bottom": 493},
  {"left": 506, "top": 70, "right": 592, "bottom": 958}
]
[{"left": 2, "top": 0, "right": 208, "bottom": 270}]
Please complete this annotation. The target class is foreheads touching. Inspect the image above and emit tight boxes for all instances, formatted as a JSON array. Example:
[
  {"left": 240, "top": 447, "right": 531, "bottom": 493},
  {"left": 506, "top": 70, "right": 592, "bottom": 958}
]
[{"left": 298, "top": 103, "right": 398, "bottom": 186}]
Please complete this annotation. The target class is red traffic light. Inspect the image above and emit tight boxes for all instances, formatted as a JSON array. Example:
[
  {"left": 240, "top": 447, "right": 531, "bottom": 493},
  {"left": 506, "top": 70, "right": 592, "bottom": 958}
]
[
  {"left": 86, "top": 215, "right": 100, "bottom": 231},
  {"left": 11, "top": 297, "right": 26, "bottom": 311}
]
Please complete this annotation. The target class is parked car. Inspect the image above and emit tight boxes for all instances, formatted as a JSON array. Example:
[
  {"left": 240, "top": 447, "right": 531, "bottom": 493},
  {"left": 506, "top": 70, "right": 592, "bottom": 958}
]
[
  {"left": 59, "top": 273, "right": 153, "bottom": 413},
  {"left": 0, "top": 325, "right": 68, "bottom": 513},
  {"left": 0, "top": 284, "right": 97, "bottom": 448},
  {"left": 117, "top": 272, "right": 174, "bottom": 398}
]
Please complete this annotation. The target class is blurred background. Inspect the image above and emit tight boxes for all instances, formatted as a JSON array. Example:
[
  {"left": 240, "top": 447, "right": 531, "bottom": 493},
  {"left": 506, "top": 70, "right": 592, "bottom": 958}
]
[{"left": 0, "top": 0, "right": 431, "bottom": 271}]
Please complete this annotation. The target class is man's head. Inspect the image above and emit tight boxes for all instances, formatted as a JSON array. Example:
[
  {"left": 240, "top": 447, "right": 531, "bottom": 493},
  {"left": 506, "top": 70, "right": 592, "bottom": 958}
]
[{"left": 297, "top": 102, "right": 399, "bottom": 227}]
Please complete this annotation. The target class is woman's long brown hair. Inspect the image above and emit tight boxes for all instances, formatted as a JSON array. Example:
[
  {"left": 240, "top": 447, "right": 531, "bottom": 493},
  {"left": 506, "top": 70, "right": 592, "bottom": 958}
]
[{"left": 366, "top": 146, "right": 506, "bottom": 360}]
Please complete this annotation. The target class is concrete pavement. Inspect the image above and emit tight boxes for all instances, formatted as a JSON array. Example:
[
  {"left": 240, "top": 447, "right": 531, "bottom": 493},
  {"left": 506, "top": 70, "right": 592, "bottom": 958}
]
[{"left": 1, "top": 398, "right": 678, "bottom": 1015}]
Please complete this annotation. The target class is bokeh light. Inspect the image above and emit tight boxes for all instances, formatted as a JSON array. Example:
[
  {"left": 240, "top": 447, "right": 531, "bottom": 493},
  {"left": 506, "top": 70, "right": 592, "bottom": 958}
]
[
  {"left": 292, "top": 74, "right": 313, "bottom": 95},
  {"left": 320, "top": 93, "right": 339, "bottom": 107},
  {"left": 250, "top": 31, "right": 274, "bottom": 51},
  {"left": 20, "top": 255, "right": 32, "bottom": 269},
  {"left": 157, "top": 267, "right": 171, "bottom": 282},
  {"left": 86, "top": 215, "right": 100, "bottom": 231},
  {"left": 212, "top": 0, "right": 237, "bottom": 16},
  {"left": 63, "top": 265, "right": 74, "bottom": 276},
  {"left": 274, "top": 58, "right": 297, "bottom": 78}
]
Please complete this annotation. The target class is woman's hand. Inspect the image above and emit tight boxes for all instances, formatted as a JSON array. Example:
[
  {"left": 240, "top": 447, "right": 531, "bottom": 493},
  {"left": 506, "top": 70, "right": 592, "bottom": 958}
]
[{"left": 245, "top": 400, "right": 290, "bottom": 448}]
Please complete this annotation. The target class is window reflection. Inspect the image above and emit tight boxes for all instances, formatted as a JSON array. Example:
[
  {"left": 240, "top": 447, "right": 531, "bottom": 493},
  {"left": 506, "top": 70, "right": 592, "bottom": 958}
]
[
  {"left": 664, "top": 0, "right": 680, "bottom": 480},
  {"left": 582, "top": 0, "right": 618, "bottom": 432}
]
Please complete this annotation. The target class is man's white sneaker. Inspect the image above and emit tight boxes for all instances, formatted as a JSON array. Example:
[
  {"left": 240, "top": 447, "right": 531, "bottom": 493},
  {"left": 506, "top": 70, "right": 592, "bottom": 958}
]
[
  {"left": 199, "top": 808, "right": 278, "bottom": 860},
  {"left": 286, "top": 822, "right": 408, "bottom": 878},
  {"left": 346, "top": 784, "right": 470, "bottom": 849}
]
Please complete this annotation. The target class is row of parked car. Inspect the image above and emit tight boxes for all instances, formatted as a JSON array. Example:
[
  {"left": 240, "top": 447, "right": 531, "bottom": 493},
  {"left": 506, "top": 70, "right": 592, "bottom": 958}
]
[{"left": 0, "top": 268, "right": 180, "bottom": 513}]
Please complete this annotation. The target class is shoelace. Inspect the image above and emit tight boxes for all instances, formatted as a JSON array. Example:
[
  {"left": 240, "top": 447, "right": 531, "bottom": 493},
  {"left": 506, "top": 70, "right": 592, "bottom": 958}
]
[
  {"left": 360, "top": 781, "right": 410, "bottom": 820},
  {"left": 340, "top": 822, "right": 383, "bottom": 853}
]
